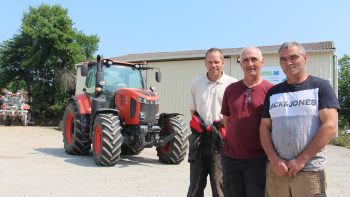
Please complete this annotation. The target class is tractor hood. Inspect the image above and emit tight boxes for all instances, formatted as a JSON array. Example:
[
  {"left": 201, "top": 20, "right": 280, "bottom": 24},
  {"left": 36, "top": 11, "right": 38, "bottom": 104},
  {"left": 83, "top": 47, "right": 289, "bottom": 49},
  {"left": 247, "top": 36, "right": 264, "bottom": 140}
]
[
  {"left": 116, "top": 88, "right": 160, "bottom": 102},
  {"left": 115, "top": 88, "right": 160, "bottom": 125}
]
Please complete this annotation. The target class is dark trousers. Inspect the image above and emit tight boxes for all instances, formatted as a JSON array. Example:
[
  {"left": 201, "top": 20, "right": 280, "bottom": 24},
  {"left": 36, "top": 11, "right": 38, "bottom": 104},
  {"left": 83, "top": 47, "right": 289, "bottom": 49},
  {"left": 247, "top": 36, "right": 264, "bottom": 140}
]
[
  {"left": 222, "top": 154, "right": 267, "bottom": 197},
  {"left": 187, "top": 153, "right": 224, "bottom": 197}
]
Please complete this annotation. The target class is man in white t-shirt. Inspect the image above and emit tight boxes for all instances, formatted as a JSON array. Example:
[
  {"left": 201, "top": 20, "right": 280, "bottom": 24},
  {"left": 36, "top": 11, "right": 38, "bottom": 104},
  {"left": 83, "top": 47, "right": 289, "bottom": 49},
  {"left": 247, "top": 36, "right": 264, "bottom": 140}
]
[{"left": 187, "top": 48, "right": 237, "bottom": 197}]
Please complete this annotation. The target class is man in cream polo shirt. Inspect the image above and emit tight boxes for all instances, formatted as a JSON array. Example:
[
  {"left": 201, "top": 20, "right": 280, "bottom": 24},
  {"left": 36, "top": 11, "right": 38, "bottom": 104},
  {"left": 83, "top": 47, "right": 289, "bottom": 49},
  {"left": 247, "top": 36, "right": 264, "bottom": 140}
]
[{"left": 187, "top": 48, "right": 237, "bottom": 197}]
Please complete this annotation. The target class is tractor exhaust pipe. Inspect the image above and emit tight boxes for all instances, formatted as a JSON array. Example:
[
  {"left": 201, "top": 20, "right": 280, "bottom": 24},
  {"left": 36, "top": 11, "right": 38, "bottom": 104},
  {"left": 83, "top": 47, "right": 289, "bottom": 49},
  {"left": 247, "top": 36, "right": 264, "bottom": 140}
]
[{"left": 95, "top": 55, "right": 103, "bottom": 97}]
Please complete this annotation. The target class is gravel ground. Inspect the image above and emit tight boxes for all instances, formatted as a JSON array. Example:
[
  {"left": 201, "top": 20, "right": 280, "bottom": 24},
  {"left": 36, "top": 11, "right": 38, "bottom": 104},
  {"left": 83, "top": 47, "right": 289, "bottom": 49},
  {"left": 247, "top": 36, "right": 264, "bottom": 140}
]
[{"left": 0, "top": 126, "right": 349, "bottom": 197}]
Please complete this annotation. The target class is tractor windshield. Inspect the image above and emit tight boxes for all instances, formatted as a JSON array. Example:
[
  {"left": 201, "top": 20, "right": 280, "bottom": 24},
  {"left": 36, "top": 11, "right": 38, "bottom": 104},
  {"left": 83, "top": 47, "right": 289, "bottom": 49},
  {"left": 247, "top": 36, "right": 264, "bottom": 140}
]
[{"left": 103, "top": 65, "right": 144, "bottom": 94}]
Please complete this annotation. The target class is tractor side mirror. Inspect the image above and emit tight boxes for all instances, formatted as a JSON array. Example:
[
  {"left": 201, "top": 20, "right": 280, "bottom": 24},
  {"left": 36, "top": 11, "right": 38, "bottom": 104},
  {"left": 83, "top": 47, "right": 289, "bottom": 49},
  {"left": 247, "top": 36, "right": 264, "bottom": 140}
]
[
  {"left": 81, "top": 63, "right": 88, "bottom": 76},
  {"left": 155, "top": 71, "right": 161, "bottom": 82}
]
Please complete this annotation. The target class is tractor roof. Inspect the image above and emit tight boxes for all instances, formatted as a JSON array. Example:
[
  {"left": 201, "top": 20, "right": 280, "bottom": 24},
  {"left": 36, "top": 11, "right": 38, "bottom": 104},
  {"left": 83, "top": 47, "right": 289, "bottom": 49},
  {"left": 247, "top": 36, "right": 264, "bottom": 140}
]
[
  {"left": 79, "top": 58, "right": 147, "bottom": 67},
  {"left": 75, "top": 58, "right": 152, "bottom": 71}
]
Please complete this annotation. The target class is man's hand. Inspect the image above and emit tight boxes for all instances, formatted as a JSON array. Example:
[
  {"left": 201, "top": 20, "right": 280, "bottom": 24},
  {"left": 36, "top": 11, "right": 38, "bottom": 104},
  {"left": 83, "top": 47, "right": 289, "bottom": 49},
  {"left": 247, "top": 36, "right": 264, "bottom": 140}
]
[
  {"left": 287, "top": 158, "right": 307, "bottom": 176},
  {"left": 270, "top": 157, "right": 289, "bottom": 176},
  {"left": 260, "top": 118, "right": 289, "bottom": 176}
]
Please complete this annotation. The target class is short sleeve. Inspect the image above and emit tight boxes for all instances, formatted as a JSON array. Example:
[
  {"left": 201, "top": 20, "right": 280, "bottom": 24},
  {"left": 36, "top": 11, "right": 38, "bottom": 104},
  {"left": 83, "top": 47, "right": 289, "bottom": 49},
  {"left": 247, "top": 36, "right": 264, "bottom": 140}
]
[
  {"left": 221, "top": 87, "right": 229, "bottom": 116},
  {"left": 318, "top": 80, "right": 340, "bottom": 111},
  {"left": 261, "top": 89, "right": 272, "bottom": 118},
  {"left": 189, "top": 80, "right": 196, "bottom": 111}
]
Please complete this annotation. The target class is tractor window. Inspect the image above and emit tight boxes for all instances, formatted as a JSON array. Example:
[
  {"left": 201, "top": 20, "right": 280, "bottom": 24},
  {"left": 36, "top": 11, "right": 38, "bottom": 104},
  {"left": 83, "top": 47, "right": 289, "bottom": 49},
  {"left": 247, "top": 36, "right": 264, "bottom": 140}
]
[
  {"left": 128, "top": 69, "right": 144, "bottom": 88},
  {"left": 103, "top": 65, "right": 143, "bottom": 94}
]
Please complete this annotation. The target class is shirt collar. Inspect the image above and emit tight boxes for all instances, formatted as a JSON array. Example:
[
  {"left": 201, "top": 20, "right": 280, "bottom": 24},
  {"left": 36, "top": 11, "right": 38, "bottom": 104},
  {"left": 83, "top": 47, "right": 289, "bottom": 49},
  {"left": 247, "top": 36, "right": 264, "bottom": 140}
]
[{"left": 206, "top": 72, "right": 226, "bottom": 84}]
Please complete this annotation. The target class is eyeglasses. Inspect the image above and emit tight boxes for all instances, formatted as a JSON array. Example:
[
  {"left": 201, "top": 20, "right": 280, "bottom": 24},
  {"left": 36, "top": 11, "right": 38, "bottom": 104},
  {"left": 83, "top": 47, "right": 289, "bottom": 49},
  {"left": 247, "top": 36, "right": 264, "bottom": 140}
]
[{"left": 244, "top": 88, "right": 251, "bottom": 104}]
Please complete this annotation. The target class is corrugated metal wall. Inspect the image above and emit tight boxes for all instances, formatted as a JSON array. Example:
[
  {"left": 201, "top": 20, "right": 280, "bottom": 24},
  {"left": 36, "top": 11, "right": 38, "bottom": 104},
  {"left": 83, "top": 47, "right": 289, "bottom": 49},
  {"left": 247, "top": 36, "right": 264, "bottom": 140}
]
[{"left": 306, "top": 52, "right": 333, "bottom": 81}]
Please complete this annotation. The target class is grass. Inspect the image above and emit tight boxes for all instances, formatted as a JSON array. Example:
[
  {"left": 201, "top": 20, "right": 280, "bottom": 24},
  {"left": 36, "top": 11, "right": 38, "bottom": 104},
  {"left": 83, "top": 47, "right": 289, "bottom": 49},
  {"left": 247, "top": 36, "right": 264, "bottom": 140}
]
[{"left": 330, "top": 130, "right": 350, "bottom": 149}]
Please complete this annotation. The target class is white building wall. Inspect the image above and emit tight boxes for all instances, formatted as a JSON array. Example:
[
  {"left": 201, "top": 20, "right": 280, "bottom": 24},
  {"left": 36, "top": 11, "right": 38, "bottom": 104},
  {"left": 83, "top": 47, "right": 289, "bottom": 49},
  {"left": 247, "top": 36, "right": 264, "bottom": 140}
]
[
  {"left": 306, "top": 52, "right": 333, "bottom": 81},
  {"left": 75, "top": 69, "right": 86, "bottom": 95}
]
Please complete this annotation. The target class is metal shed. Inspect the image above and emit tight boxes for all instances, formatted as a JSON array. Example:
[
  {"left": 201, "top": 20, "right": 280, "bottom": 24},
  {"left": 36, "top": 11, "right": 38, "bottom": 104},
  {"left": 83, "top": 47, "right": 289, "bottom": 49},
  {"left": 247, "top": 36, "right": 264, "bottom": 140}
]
[{"left": 76, "top": 41, "right": 337, "bottom": 123}]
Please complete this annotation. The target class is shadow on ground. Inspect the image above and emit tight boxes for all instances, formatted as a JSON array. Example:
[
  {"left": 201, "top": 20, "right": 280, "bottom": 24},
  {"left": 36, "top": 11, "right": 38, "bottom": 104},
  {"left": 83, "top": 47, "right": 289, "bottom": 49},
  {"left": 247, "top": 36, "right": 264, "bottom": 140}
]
[{"left": 34, "top": 147, "right": 164, "bottom": 168}]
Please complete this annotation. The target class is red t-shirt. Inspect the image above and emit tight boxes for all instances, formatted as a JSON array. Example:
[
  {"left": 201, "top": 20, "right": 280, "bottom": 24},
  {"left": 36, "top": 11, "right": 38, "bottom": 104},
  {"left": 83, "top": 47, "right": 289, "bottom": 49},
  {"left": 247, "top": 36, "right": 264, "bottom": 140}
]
[{"left": 221, "top": 80, "right": 273, "bottom": 159}]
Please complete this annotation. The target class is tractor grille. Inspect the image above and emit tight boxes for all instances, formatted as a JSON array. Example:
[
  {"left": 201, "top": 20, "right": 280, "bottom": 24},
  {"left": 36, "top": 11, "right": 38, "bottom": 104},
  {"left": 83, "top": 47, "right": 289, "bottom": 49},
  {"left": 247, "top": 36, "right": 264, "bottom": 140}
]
[{"left": 140, "top": 103, "right": 158, "bottom": 123}]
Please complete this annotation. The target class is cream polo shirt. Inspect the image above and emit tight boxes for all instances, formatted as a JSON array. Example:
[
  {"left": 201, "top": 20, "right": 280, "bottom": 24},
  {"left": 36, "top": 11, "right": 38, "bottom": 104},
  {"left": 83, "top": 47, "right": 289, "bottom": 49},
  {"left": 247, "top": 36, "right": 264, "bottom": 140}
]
[{"left": 189, "top": 73, "right": 237, "bottom": 125}]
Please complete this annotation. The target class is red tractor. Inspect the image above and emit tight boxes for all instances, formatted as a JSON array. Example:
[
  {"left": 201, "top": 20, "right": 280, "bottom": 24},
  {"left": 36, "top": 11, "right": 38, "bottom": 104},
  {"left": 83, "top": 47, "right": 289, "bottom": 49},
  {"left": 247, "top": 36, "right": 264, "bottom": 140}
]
[{"left": 62, "top": 55, "right": 189, "bottom": 166}]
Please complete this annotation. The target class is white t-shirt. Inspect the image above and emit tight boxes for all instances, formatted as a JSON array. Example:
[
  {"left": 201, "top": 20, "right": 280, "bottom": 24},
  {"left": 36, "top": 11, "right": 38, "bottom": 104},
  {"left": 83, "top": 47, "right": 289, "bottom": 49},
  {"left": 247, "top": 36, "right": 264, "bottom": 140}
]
[{"left": 189, "top": 73, "right": 237, "bottom": 125}]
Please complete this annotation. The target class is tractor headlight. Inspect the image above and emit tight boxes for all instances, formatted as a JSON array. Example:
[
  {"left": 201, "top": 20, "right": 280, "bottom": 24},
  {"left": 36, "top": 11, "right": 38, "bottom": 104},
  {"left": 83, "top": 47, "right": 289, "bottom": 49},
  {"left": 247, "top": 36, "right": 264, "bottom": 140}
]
[
  {"left": 148, "top": 99, "right": 160, "bottom": 104},
  {"left": 137, "top": 96, "right": 149, "bottom": 104},
  {"left": 155, "top": 99, "right": 160, "bottom": 104}
]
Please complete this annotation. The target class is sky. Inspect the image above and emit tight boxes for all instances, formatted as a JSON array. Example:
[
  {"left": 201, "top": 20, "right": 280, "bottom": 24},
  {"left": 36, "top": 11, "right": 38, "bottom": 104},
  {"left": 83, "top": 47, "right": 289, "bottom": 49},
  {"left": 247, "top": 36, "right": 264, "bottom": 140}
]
[{"left": 0, "top": 0, "right": 349, "bottom": 59}]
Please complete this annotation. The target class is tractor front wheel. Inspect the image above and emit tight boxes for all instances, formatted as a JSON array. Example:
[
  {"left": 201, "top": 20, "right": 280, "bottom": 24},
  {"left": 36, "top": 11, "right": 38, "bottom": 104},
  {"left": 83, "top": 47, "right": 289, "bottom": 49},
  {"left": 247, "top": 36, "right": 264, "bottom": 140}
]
[
  {"left": 92, "top": 113, "right": 123, "bottom": 166},
  {"left": 157, "top": 115, "right": 189, "bottom": 164}
]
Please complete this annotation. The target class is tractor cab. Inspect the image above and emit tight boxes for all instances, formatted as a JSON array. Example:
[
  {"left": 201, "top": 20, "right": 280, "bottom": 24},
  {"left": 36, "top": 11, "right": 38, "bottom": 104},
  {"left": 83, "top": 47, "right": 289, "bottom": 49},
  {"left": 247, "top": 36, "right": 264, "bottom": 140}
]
[{"left": 82, "top": 60, "right": 149, "bottom": 107}]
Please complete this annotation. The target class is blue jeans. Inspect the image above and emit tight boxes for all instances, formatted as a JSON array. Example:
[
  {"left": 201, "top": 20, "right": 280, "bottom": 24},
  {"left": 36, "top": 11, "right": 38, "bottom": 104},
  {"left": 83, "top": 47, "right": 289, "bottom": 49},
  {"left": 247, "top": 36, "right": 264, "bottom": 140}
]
[{"left": 222, "top": 154, "right": 267, "bottom": 197}]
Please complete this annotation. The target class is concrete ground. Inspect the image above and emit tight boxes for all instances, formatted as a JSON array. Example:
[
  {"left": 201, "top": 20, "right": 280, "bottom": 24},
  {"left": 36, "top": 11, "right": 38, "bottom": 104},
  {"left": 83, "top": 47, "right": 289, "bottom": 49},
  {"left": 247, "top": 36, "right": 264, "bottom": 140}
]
[{"left": 0, "top": 126, "right": 349, "bottom": 197}]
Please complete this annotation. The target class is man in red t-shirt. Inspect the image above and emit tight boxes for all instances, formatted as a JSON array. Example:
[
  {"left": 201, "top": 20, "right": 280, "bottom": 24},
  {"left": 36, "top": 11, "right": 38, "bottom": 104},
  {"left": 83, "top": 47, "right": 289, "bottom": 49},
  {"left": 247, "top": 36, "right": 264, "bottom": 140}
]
[{"left": 221, "top": 47, "right": 273, "bottom": 197}]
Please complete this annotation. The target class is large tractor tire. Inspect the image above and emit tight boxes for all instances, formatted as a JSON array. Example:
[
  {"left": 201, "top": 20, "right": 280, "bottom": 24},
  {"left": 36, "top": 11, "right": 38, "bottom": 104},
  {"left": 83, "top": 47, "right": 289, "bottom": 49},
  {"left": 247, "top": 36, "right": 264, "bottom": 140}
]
[
  {"left": 62, "top": 102, "right": 91, "bottom": 155},
  {"left": 92, "top": 113, "right": 123, "bottom": 166},
  {"left": 157, "top": 115, "right": 189, "bottom": 164},
  {"left": 121, "top": 144, "right": 144, "bottom": 155}
]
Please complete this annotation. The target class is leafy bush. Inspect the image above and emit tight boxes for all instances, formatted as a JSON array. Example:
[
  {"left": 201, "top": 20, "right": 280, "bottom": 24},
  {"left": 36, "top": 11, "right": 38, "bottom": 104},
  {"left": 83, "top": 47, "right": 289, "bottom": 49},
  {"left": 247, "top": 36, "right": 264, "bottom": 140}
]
[
  {"left": 46, "top": 103, "right": 66, "bottom": 119},
  {"left": 31, "top": 102, "right": 67, "bottom": 126}
]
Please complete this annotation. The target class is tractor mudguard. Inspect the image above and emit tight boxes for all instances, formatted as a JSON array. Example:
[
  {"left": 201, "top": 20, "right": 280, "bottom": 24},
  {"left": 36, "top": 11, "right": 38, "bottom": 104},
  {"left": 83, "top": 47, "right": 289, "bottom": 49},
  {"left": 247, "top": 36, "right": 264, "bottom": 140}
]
[
  {"left": 74, "top": 94, "right": 91, "bottom": 114},
  {"left": 156, "top": 112, "right": 184, "bottom": 146},
  {"left": 94, "top": 108, "right": 119, "bottom": 118},
  {"left": 158, "top": 113, "right": 182, "bottom": 127}
]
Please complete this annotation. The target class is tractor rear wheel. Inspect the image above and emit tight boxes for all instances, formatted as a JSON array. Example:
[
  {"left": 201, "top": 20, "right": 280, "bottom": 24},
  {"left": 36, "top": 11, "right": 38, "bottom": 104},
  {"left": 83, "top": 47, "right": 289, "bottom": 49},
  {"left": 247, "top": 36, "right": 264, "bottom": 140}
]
[
  {"left": 92, "top": 113, "right": 123, "bottom": 166},
  {"left": 62, "top": 102, "right": 91, "bottom": 155},
  {"left": 157, "top": 115, "right": 189, "bottom": 164}
]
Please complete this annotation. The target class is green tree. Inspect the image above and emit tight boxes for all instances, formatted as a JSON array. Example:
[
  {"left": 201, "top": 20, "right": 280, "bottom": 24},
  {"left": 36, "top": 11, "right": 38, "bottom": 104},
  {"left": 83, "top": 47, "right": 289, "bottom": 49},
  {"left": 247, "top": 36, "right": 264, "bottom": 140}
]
[
  {"left": 0, "top": 4, "right": 99, "bottom": 124},
  {"left": 338, "top": 54, "right": 350, "bottom": 129}
]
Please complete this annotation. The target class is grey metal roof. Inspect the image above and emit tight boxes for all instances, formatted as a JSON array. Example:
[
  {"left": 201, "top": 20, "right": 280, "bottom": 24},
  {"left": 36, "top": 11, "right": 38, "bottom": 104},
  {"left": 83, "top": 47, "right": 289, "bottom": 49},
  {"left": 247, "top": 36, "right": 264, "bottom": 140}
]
[{"left": 113, "top": 41, "right": 335, "bottom": 62}]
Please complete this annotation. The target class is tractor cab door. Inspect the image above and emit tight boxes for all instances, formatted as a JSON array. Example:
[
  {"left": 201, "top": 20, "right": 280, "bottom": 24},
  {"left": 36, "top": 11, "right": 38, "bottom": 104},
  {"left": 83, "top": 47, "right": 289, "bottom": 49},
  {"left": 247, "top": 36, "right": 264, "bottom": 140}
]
[{"left": 84, "top": 65, "right": 97, "bottom": 98}]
